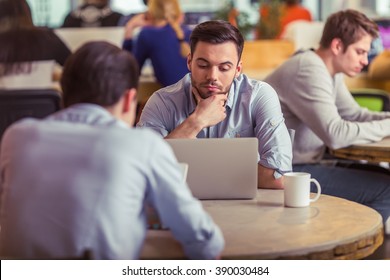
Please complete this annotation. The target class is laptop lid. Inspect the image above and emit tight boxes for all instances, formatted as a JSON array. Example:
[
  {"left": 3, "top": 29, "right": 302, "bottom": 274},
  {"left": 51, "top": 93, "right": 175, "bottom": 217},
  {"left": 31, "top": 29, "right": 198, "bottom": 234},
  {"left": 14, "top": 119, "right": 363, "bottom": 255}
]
[{"left": 165, "top": 138, "right": 258, "bottom": 200}]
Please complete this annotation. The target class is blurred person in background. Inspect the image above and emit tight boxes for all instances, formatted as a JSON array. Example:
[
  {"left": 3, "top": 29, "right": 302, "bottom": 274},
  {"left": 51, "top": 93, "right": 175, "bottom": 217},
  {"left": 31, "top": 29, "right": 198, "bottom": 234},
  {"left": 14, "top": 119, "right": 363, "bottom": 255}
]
[
  {"left": 279, "top": 0, "right": 312, "bottom": 37},
  {"left": 0, "top": 0, "right": 71, "bottom": 88},
  {"left": 62, "top": 0, "right": 123, "bottom": 28},
  {"left": 122, "top": 0, "right": 191, "bottom": 87}
]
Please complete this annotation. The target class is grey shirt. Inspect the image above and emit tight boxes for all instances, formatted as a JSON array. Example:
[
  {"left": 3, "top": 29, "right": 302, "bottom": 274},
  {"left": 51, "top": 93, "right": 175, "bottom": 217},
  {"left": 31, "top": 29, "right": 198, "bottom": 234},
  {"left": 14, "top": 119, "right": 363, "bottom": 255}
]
[
  {"left": 265, "top": 50, "right": 390, "bottom": 164},
  {"left": 138, "top": 73, "right": 293, "bottom": 177}
]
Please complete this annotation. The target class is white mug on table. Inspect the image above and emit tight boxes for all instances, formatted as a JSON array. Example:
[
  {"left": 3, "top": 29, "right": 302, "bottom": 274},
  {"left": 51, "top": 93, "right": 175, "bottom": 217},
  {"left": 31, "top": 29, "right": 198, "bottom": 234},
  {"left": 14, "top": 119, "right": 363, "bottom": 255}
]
[{"left": 284, "top": 172, "right": 321, "bottom": 208}]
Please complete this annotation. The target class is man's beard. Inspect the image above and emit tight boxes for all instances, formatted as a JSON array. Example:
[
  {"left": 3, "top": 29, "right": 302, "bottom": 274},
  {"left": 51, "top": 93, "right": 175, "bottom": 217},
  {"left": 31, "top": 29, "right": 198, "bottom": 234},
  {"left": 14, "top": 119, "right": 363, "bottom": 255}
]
[{"left": 191, "top": 78, "right": 234, "bottom": 100}]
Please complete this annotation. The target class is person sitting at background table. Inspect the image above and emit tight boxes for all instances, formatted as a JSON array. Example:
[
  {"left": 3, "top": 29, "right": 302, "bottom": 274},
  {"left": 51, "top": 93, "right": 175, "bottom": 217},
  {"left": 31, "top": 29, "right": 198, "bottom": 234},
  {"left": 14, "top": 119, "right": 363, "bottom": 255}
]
[
  {"left": 122, "top": 0, "right": 191, "bottom": 87},
  {"left": 62, "top": 0, "right": 123, "bottom": 28},
  {"left": 0, "top": 41, "right": 224, "bottom": 260},
  {"left": 264, "top": 9, "right": 390, "bottom": 233},
  {"left": 0, "top": 0, "right": 71, "bottom": 88},
  {"left": 137, "top": 20, "right": 293, "bottom": 189},
  {"left": 279, "top": 0, "right": 312, "bottom": 38}
]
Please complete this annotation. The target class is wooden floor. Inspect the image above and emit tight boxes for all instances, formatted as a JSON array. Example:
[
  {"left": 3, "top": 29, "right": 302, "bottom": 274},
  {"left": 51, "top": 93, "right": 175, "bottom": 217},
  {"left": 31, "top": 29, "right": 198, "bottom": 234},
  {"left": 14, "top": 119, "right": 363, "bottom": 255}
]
[{"left": 364, "top": 234, "right": 390, "bottom": 259}]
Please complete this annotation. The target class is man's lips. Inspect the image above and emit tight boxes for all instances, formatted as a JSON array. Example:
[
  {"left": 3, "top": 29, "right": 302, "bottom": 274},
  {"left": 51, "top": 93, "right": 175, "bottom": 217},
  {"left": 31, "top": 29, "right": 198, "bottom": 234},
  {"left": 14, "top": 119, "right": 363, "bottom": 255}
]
[{"left": 204, "top": 85, "right": 219, "bottom": 91}]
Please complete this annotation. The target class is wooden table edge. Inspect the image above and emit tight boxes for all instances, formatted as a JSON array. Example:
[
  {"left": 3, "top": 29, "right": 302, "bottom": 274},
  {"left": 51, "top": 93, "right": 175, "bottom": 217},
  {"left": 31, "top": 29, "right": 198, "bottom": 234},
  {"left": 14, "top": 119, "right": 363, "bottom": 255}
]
[{"left": 222, "top": 226, "right": 384, "bottom": 260}]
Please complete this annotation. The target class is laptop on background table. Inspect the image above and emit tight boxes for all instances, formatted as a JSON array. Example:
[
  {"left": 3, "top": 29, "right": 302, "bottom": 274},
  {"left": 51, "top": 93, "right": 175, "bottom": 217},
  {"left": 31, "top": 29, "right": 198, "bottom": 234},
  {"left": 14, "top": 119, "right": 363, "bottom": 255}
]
[{"left": 165, "top": 138, "right": 258, "bottom": 200}]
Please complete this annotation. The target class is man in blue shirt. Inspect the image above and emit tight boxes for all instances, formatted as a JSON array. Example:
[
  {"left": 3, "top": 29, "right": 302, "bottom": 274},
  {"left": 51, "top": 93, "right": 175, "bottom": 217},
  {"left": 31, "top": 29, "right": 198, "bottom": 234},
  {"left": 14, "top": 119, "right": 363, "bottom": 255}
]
[
  {"left": 0, "top": 41, "right": 224, "bottom": 259},
  {"left": 138, "top": 20, "right": 293, "bottom": 189}
]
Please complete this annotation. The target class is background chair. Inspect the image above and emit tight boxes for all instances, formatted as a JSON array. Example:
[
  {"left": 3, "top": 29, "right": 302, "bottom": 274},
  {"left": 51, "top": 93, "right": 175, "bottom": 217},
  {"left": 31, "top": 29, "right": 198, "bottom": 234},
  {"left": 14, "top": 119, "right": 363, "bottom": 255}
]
[
  {"left": 350, "top": 88, "right": 390, "bottom": 112},
  {"left": 0, "top": 88, "right": 62, "bottom": 140},
  {"left": 281, "top": 21, "right": 324, "bottom": 51}
]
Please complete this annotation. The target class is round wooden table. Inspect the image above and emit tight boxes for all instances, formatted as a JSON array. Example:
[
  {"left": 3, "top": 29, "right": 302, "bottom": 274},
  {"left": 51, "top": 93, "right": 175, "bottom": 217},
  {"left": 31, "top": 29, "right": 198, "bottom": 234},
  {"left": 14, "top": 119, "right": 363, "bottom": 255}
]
[
  {"left": 330, "top": 137, "right": 390, "bottom": 163},
  {"left": 140, "top": 189, "right": 383, "bottom": 260}
]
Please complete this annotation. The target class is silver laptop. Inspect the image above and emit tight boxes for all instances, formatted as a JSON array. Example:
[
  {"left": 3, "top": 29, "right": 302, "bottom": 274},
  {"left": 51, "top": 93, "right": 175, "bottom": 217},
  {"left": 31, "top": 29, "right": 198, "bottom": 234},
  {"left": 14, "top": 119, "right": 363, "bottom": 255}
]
[{"left": 165, "top": 138, "right": 258, "bottom": 200}]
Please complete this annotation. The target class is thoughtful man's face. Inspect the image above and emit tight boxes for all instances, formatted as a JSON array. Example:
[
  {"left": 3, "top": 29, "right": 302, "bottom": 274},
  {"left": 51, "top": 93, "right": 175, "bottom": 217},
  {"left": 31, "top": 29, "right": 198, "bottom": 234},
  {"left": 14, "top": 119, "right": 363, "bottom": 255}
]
[{"left": 187, "top": 41, "right": 242, "bottom": 99}]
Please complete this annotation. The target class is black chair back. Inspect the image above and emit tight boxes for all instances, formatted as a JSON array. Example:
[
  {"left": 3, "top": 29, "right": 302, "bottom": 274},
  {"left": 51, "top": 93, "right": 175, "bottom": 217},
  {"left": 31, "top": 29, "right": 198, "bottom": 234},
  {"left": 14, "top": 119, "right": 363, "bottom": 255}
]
[{"left": 0, "top": 88, "right": 62, "bottom": 140}]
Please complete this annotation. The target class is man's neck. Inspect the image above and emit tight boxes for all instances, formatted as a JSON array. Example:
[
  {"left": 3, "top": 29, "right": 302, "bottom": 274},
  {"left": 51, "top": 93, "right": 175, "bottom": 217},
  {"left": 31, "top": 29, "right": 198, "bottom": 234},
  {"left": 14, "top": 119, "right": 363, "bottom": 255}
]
[{"left": 315, "top": 48, "right": 337, "bottom": 77}]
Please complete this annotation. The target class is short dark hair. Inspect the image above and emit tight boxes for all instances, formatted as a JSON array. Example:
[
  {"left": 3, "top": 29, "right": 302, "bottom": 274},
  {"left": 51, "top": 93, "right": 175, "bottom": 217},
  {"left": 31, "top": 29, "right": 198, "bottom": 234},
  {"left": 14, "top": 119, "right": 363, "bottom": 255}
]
[
  {"left": 61, "top": 41, "right": 139, "bottom": 107},
  {"left": 189, "top": 20, "right": 245, "bottom": 61},
  {"left": 319, "top": 9, "right": 378, "bottom": 51}
]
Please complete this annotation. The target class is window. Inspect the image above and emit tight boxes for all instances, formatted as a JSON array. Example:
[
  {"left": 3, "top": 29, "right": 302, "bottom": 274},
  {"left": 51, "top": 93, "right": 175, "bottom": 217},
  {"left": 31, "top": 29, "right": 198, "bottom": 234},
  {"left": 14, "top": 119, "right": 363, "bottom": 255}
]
[{"left": 27, "top": 0, "right": 70, "bottom": 28}]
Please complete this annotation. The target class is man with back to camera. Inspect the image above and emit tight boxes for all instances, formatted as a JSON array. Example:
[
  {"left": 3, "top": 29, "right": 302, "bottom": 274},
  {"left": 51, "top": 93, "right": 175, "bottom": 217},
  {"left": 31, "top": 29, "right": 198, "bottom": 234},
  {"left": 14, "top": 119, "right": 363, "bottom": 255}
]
[
  {"left": 264, "top": 9, "right": 390, "bottom": 233},
  {"left": 0, "top": 41, "right": 224, "bottom": 259},
  {"left": 137, "top": 20, "right": 293, "bottom": 190}
]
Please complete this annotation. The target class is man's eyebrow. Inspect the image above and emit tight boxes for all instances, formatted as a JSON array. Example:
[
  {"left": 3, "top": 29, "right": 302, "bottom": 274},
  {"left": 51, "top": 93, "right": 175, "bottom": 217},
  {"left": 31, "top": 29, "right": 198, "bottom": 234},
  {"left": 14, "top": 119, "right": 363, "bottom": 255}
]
[
  {"left": 195, "top": 58, "right": 234, "bottom": 66},
  {"left": 219, "top": 61, "right": 234, "bottom": 66},
  {"left": 195, "top": 58, "right": 209, "bottom": 63},
  {"left": 356, "top": 47, "right": 369, "bottom": 53}
]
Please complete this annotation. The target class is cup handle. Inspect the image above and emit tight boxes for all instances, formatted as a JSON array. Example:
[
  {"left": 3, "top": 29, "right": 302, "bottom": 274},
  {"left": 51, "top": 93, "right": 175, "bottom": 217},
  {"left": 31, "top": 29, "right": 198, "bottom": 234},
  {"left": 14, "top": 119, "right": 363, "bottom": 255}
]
[{"left": 309, "top": 178, "right": 321, "bottom": 203}]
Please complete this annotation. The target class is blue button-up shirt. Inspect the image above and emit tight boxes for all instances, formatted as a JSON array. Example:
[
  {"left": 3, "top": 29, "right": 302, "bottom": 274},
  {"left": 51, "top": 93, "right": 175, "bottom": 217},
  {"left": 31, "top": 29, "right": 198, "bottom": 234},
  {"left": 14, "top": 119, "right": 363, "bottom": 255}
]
[
  {"left": 138, "top": 73, "right": 292, "bottom": 177},
  {"left": 0, "top": 104, "right": 224, "bottom": 259}
]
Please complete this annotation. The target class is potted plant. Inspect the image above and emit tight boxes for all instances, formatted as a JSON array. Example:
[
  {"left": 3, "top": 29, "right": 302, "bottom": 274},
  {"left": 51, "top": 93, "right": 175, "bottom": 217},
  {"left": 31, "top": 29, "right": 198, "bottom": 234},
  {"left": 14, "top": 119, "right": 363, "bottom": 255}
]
[
  {"left": 214, "top": 1, "right": 256, "bottom": 40},
  {"left": 256, "top": 0, "right": 283, "bottom": 39}
]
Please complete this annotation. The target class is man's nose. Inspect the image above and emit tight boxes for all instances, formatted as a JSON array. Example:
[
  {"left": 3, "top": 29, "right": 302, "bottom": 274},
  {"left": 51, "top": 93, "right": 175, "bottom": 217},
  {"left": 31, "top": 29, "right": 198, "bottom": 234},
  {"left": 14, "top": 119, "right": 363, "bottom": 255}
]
[
  {"left": 362, "top": 54, "right": 369, "bottom": 66},
  {"left": 206, "top": 67, "right": 218, "bottom": 81}
]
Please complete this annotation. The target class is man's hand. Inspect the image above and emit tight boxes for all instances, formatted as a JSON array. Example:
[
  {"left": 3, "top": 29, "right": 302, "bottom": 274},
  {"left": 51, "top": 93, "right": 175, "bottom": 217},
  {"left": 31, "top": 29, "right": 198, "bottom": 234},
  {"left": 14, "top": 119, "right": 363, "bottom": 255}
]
[
  {"left": 166, "top": 89, "right": 227, "bottom": 139},
  {"left": 191, "top": 87, "right": 227, "bottom": 128},
  {"left": 124, "top": 13, "right": 151, "bottom": 39}
]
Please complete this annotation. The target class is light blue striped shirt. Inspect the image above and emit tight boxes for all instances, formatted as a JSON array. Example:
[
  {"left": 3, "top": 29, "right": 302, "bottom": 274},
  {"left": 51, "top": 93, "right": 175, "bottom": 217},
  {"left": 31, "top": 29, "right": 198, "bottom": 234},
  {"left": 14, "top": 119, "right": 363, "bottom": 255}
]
[
  {"left": 0, "top": 104, "right": 224, "bottom": 259},
  {"left": 138, "top": 73, "right": 292, "bottom": 176}
]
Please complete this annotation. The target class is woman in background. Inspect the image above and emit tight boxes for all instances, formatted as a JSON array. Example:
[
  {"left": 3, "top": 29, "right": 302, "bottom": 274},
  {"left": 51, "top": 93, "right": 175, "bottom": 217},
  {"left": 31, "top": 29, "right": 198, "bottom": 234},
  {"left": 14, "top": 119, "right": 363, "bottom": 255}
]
[
  {"left": 122, "top": 0, "right": 191, "bottom": 87},
  {"left": 0, "top": 0, "right": 71, "bottom": 88}
]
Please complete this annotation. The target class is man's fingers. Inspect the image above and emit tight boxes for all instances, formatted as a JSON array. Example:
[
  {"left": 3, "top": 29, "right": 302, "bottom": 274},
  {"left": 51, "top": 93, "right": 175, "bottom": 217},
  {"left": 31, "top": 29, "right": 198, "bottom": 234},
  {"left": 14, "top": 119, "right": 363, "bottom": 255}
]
[{"left": 192, "top": 87, "right": 202, "bottom": 104}]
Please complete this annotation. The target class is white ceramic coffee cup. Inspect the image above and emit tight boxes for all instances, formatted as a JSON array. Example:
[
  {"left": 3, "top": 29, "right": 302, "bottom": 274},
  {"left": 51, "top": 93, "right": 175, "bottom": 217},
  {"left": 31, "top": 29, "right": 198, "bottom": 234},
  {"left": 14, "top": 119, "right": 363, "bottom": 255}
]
[{"left": 284, "top": 172, "right": 321, "bottom": 208}]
